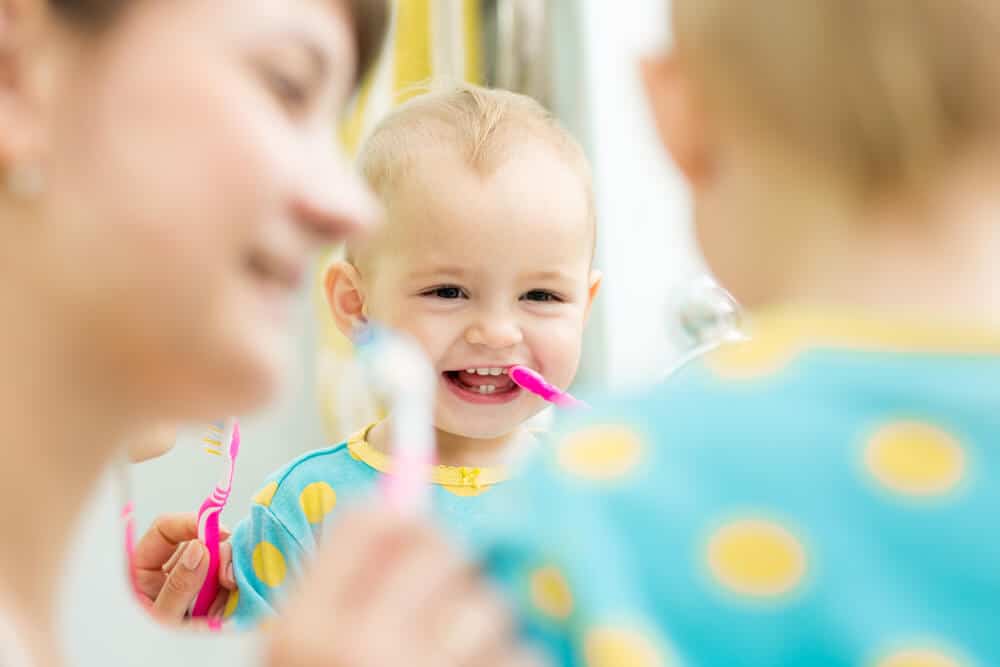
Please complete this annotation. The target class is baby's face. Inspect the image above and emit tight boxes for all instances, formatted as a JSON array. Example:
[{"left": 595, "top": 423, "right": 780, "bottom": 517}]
[{"left": 364, "top": 143, "right": 597, "bottom": 439}]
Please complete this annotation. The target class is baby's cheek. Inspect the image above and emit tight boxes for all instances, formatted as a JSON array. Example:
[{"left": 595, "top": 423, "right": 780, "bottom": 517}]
[
  {"left": 394, "top": 314, "right": 447, "bottom": 358},
  {"left": 537, "top": 325, "right": 584, "bottom": 385}
]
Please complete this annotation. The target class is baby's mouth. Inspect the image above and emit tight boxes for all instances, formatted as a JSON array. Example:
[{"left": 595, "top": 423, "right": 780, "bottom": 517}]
[{"left": 443, "top": 367, "right": 518, "bottom": 396}]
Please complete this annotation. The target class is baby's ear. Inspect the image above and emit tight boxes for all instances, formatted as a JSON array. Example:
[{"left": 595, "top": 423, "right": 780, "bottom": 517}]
[
  {"left": 584, "top": 270, "right": 603, "bottom": 320},
  {"left": 324, "top": 261, "right": 368, "bottom": 338},
  {"left": 640, "top": 51, "right": 713, "bottom": 190}
]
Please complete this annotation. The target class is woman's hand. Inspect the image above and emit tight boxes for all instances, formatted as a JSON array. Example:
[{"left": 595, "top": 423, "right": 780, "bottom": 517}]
[
  {"left": 131, "top": 513, "right": 237, "bottom": 626},
  {"left": 266, "top": 506, "right": 546, "bottom": 667}
]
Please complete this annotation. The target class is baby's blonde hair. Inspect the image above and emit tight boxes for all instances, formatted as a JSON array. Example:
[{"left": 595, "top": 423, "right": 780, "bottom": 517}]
[
  {"left": 674, "top": 0, "right": 1000, "bottom": 199},
  {"left": 348, "top": 84, "right": 594, "bottom": 266}
]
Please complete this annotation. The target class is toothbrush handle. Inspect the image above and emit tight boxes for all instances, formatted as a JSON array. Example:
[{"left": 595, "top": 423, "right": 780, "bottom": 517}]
[
  {"left": 191, "top": 498, "right": 224, "bottom": 618},
  {"left": 381, "top": 398, "right": 434, "bottom": 515},
  {"left": 380, "top": 452, "right": 434, "bottom": 515},
  {"left": 553, "top": 393, "right": 589, "bottom": 410},
  {"left": 122, "top": 501, "right": 143, "bottom": 601}
]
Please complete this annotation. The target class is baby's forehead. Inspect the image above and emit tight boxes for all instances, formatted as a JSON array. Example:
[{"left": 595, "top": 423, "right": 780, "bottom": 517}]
[
  {"left": 370, "top": 220, "right": 595, "bottom": 286},
  {"left": 352, "top": 141, "right": 594, "bottom": 274},
  {"left": 394, "top": 145, "right": 590, "bottom": 226}
]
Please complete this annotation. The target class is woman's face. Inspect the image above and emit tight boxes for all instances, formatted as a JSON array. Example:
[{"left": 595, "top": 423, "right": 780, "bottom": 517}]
[{"left": 31, "top": 0, "right": 378, "bottom": 419}]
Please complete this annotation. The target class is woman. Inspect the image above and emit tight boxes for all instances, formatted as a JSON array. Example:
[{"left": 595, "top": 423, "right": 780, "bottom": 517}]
[{"left": 0, "top": 2, "right": 535, "bottom": 666}]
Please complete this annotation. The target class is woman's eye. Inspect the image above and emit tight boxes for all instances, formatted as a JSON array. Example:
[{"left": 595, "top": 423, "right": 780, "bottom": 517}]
[
  {"left": 260, "top": 65, "right": 310, "bottom": 110},
  {"left": 521, "top": 290, "right": 562, "bottom": 303},
  {"left": 422, "top": 286, "right": 467, "bottom": 300}
]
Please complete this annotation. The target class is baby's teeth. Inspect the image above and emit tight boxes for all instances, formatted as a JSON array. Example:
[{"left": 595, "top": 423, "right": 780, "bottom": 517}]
[
  {"left": 465, "top": 367, "right": 506, "bottom": 378},
  {"left": 478, "top": 385, "right": 496, "bottom": 394}
]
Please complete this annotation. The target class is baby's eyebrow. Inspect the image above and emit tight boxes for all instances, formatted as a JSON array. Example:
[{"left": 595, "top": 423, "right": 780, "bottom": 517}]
[
  {"left": 523, "top": 270, "right": 575, "bottom": 282},
  {"left": 407, "top": 266, "right": 467, "bottom": 281}
]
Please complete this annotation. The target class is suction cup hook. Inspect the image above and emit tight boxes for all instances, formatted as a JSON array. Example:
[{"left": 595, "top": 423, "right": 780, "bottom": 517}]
[{"left": 665, "top": 276, "right": 748, "bottom": 377}]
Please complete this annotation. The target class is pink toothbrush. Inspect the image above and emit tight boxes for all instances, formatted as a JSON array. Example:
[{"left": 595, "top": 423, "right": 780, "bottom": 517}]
[
  {"left": 191, "top": 419, "right": 240, "bottom": 620},
  {"left": 121, "top": 499, "right": 142, "bottom": 601},
  {"left": 509, "top": 366, "right": 588, "bottom": 409}
]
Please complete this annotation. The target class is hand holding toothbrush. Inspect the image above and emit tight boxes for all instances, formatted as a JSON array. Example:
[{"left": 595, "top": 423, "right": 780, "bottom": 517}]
[{"left": 131, "top": 513, "right": 238, "bottom": 626}]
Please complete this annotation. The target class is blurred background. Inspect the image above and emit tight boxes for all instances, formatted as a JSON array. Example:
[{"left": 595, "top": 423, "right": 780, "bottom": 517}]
[{"left": 112, "top": 3, "right": 707, "bottom": 647}]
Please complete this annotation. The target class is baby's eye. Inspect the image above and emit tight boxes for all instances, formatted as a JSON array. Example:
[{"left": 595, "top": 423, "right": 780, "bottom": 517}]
[
  {"left": 421, "top": 286, "right": 468, "bottom": 300},
  {"left": 521, "top": 290, "right": 563, "bottom": 303}
]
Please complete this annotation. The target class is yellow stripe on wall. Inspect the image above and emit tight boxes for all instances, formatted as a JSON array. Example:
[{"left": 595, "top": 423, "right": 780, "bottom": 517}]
[
  {"left": 463, "top": 0, "right": 483, "bottom": 84},
  {"left": 339, "top": 71, "right": 377, "bottom": 156},
  {"left": 393, "top": 0, "right": 433, "bottom": 103}
]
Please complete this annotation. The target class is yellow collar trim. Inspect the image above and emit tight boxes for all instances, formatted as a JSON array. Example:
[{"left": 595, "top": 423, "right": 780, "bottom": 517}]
[
  {"left": 346, "top": 423, "right": 510, "bottom": 489},
  {"left": 745, "top": 306, "right": 1000, "bottom": 354},
  {"left": 707, "top": 306, "right": 1000, "bottom": 380}
]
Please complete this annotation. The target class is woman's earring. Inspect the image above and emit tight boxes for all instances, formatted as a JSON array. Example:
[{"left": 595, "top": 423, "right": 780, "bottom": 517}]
[{"left": 6, "top": 162, "right": 44, "bottom": 199}]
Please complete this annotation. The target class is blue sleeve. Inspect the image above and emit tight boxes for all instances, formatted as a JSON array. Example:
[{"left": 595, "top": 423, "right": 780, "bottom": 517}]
[
  {"left": 226, "top": 497, "right": 308, "bottom": 628},
  {"left": 224, "top": 449, "right": 352, "bottom": 629}
]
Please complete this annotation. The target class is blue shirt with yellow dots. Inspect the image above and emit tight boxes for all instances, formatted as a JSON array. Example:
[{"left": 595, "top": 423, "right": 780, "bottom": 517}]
[
  {"left": 481, "top": 308, "right": 1000, "bottom": 666},
  {"left": 227, "top": 423, "right": 513, "bottom": 627}
]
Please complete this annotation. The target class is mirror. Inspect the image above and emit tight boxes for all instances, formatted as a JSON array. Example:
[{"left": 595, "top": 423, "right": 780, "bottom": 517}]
[{"left": 117, "top": 0, "right": 737, "bottom": 638}]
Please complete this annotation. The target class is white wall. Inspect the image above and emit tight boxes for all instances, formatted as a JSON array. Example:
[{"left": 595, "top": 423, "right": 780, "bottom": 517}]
[{"left": 554, "top": 0, "right": 705, "bottom": 392}]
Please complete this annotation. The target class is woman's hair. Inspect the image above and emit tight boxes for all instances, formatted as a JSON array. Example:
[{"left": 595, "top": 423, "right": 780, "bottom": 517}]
[
  {"left": 48, "top": 0, "right": 389, "bottom": 87},
  {"left": 674, "top": 0, "right": 1000, "bottom": 199}
]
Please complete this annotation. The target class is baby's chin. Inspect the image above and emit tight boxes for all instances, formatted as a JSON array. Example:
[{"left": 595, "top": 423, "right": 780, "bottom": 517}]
[
  {"left": 434, "top": 413, "right": 527, "bottom": 442},
  {"left": 434, "top": 396, "right": 547, "bottom": 440}
]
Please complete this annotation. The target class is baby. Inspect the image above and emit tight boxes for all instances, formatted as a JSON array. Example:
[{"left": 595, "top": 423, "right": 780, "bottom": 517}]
[
  {"left": 479, "top": 1, "right": 1000, "bottom": 665},
  {"left": 228, "top": 84, "right": 601, "bottom": 626}
]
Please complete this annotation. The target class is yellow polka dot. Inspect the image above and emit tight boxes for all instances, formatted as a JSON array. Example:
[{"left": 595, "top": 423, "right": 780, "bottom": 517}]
[
  {"left": 299, "top": 482, "right": 337, "bottom": 523},
  {"left": 442, "top": 484, "right": 490, "bottom": 497},
  {"left": 583, "top": 626, "right": 671, "bottom": 667},
  {"left": 222, "top": 589, "right": 239, "bottom": 619},
  {"left": 530, "top": 566, "right": 573, "bottom": 620},
  {"left": 252, "top": 482, "right": 279, "bottom": 507},
  {"left": 252, "top": 542, "right": 287, "bottom": 588},
  {"left": 557, "top": 425, "right": 644, "bottom": 481},
  {"left": 707, "top": 518, "right": 807, "bottom": 597},
  {"left": 876, "top": 647, "right": 965, "bottom": 667},
  {"left": 865, "top": 422, "right": 966, "bottom": 497}
]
